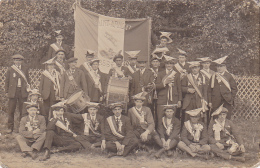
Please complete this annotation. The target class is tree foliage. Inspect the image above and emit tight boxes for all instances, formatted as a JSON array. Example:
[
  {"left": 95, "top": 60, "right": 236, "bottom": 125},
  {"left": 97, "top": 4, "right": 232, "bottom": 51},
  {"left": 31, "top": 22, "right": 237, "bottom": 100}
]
[{"left": 0, "top": 0, "right": 259, "bottom": 75}]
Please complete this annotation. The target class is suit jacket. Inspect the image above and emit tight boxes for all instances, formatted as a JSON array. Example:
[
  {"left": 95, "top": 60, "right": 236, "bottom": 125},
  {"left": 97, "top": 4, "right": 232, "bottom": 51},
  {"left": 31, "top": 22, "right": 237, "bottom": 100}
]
[
  {"left": 127, "top": 106, "right": 155, "bottom": 134},
  {"left": 157, "top": 116, "right": 181, "bottom": 140},
  {"left": 208, "top": 119, "right": 243, "bottom": 145},
  {"left": 158, "top": 56, "right": 166, "bottom": 72},
  {"left": 39, "top": 71, "right": 60, "bottom": 100},
  {"left": 47, "top": 42, "right": 72, "bottom": 60},
  {"left": 60, "top": 68, "right": 88, "bottom": 99},
  {"left": 173, "top": 62, "right": 190, "bottom": 74},
  {"left": 130, "top": 68, "right": 155, "bottom": 96},
  {"left": 155, "top": 70, "right": 182, "bottom": 105},
  {"left": 21, "top": 101, "right": 45, "bottom": 118},
  {"left": 5, "top": 64, "right": 29, "bottom": 98},
  {"left": 108, "top": 66, "right": 131, "bottom": 78},
  {"left": 181, "top": 121, "right": 208, "bottom": 145},
  {"left": 208, "top": 71, "right": 237, "bottom": 106},
  {"left": 79, "top": 65, "right": 109, "bottom": 102},
  {"left": 182, "top": 73, "right": 207, "bottom": 110},
  {"left": 67, "top": 113, "right": 105, "bottom": 140},
  {"left": 104, "top": 115, "right": 135, "bottom": 145},
  {"left": 19, "top": 115, "right": 46, "bottom": 139}
]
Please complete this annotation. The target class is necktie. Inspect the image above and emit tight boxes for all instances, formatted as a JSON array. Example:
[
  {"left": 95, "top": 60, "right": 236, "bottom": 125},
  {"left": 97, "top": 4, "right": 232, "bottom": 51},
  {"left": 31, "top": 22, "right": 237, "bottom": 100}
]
[{"left": 116, "top": 118, "right": 119, "bottom": 130}]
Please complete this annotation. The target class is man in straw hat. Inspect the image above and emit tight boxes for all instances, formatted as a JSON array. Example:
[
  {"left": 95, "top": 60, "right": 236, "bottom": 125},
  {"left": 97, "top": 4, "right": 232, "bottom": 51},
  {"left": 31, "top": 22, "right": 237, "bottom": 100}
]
[
  {"left": 155, "top": 56, "right": 182, "bottom": 126},
  {"left": 16, "top": 103, "right": 46, "bottom": 160},
  {"left": 208, "top": 104, "right": 246, "bottom": 162},
  {"left": 60, "top": 57, "right": 88, "bottom": 100},
  {"left": 70, "top": 102, "right": 106, "bottom": 150},
  {"left": 154, "top": 104, "right": 181, "bottom": 158},
  {"left": 177, "top": 108, "right": 210, "bottom": 159},
  {"left": 181, "top": 61, "right": 208, "bottom": 125},
  {"left": 104, "top": 102, "right": 138, "bottom": 157},
  {"left": 5, "top": 54, "right": 30, "bottom": 133},
  {"left": 40, "top": 102, "right": 82, "bottom": 161},
  {"left": 208, "top": 56, "right": 237, "bottom": 120},
  {"left": 128, "top": 92, "right": 159, "bottom": 151},
  {"left": 39, "top": 58, "right": 61, "bottom": 120}
]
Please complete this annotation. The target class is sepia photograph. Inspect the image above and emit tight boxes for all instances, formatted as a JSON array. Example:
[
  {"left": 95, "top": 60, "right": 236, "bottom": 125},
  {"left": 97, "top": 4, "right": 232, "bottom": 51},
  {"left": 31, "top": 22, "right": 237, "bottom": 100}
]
[{"left": 0, "top": 0, "right": 259, "bottom": 167}]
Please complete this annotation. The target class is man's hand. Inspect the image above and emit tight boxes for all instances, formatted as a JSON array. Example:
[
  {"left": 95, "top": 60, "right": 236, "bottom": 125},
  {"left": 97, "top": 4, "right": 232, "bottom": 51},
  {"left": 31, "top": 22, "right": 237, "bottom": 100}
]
[
  {"left": 127, "top": 76, "right": 132, "bottom": 80},
  {"left": 114, "top": 141, "right": 122, "bottom": 152},
  {"left": 33, "top": 128, "right": 41, "bottom": 134},
  {"left": 101, "top": 140, "right": 106, "bottom": 151},
  {"left": 208, "top": 103, "right": 212, "bottom": 109},
  {"left": 189, "top": 143, "right": 198, "bottom": 153},
  {"left": 177, "top": 101, "right": 182, "bottom": 108},
  {"left": 140, "top": 130, "right": 149, "bottom": 142},
  {"left": 165, "top": 77, "right": 174, "bottom": 85},
  {"left": 216, "top": 142, "right": 224, "bottom": 150},
  {"left": 165, "top": 139, "right": 171, "bottom": 150},
  {"left": 187, "top": 88, "right": 196, "bottom": 93},
  {"left": 239, "top": 144, "right": 246, "bottom": 153}
]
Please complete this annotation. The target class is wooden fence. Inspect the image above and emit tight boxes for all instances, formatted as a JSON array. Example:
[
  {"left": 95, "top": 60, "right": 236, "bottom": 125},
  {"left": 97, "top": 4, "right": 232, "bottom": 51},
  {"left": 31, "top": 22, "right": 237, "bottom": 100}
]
[{"left": 0, "top": 67, "right": 259, "bottom": 119}]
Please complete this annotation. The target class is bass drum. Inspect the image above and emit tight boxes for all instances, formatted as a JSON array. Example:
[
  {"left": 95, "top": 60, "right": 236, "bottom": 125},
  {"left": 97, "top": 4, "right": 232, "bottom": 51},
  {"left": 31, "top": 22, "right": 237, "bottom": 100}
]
[
  {"left": 106, "top": 77, "right": 129, "bottom": 105},
  {"left": 66, "top": 91, "right": 90, "bottom": 113}
]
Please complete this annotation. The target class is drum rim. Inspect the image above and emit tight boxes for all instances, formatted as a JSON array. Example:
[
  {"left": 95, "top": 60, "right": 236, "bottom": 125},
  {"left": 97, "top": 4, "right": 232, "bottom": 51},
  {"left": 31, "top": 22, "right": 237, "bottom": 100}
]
[{"left": 66, "top": 91, "right": 83, "bottom": 104}]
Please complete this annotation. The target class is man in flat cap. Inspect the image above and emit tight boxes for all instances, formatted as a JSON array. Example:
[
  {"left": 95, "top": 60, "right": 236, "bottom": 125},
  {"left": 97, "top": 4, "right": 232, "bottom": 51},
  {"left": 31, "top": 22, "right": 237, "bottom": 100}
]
[
  {"left": 40, "top": 102, "right": 82, "bottom": 161},
  {"left": 5, "top": 54, "right": 30, "bottom": 133},
  {"left": 155, "top": 57, "right": 182, "bottom": 126},
  {"left": 53, "top": 49, "right": 67, "bottom": 75},
  {"left": 208, "top": 105, "right": 245, "bottom": 162},
  {"left": 154, "top": 104, "right": 181, "bottom": 158},
  {"left": 46, "top": 30, "right": 72, "bottom": 60},
  {"left": 128, "top": 93, "right": 159, "bottom": 151},
  {"left": 181, "top": 61, "right": 208, "bottom": 125},
  {"left": 109, "top": 51, "right": 131, "bottom": 79},
  {"left": 208, "top": 56, "right": 237, "bottom": 119},
  {"left": 60, "top": 57, "right": 88, "bottom": 100},
  {"left": 39, "top": 58, "right": 61, "bottom": 120},
  {"left": 177, "top": 108, "right": 210, "bottom": 159},
  {"left": 105, "top": 102, "right": 138, "bottom": 157},
  {"left": 16, "top": 103, "right": 46, "bottom": 160}
]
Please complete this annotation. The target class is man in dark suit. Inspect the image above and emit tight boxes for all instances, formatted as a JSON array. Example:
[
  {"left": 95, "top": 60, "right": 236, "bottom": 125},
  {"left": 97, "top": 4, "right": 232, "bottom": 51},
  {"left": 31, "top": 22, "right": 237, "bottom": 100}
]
[
  {"left": 108, "top": 52, "right": 131, "bottom": 79},
  {"left": 155, "top": 57, "right": 182, "bottom": 126},
  {"left": 208, "top": 56, "right": 238, "bottom": 119},
  {"left": 130, "top": 60, "right": 154, "bottom": 106},
  {"left": 151, "top": 47, "right": 168, "bottom": 72},
  {"left": 5, "top": 54, "right": 30, "bottom": 133},
  {"left": 208, "top": 105, "right": 246, "bottom": 162},
  {"left": 154, "top": 104, "right": 181, "bottom": 158},
  {"left": 46, "top": 30, "right": 72, "bottom": 60},
  {"left": 177, "top": 108, "right": 210, "bottom": 159},
  {"left": 60, "top": 58, "right": 88, "bottom": 99},
  {"left": 173, "top": 48, "right": 190, "bottom": 80},
  {"left": 16, "top": 104, "right": 46, "bottom": 160},
  {"left": 181, "top": 61, "right": 208, "bottom": 124},
  {"left": 105, "top": 102, "right": 138, "bottom": 157},
  {"left": 83, "top": 59, "right": 108, "bottom": 103},
  {"left": 40, "top": 102, "right": 82, "bottom": 161},
  {"left": 79, "top": 50, "right": 95, "bottom": 80},
  {"left": 53, "top": 49, "right": 67, "bottom": 75},
  {"left": 39, "top": 58, "right": 61, "bottom": 119}
]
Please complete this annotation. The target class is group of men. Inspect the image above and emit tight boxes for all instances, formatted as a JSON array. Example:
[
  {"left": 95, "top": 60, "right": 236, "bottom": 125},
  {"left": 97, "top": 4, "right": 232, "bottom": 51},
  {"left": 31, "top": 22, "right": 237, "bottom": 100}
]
[{"left": 4, "top": 31, "right": 246, "bottom": 162}]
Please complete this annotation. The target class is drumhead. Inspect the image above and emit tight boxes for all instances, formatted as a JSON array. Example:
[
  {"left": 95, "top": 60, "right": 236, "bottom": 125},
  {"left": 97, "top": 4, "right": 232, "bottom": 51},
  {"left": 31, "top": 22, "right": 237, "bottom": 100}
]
[{"left": 66, "top": 91, "right": 82, "bottom": 104}]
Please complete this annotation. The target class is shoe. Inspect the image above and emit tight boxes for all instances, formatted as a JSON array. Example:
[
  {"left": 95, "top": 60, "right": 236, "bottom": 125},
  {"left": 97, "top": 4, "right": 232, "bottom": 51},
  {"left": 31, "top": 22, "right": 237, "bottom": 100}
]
[
  {"left": 21, "top": 152, "right": 28, "bottom": 158},
  {"left": 27, "top": 151, "right": 38, "bottom": 160},
  {"left": 154, "top": 148, "right": 165, "bottom": 159},
  {"left": 39, "top": 150, "right": 50, "bottom": 161},
  {"left": 6, "top": 129, "right": 13, "bottom": 134},
  {"left": 196, "top": 154, "right": 209, "bottom": 160},
  {"left": 232, "top": 156, "right": 246, "bottom": 162},
  {"left": 107, "top": 153, "right": 117, "bottom": 158},
  {"left": 167, "top": 150, "right": 173, "bottom": 157},
  {"left": 50, "top": 148, "right": 60, "bottom": 153}
]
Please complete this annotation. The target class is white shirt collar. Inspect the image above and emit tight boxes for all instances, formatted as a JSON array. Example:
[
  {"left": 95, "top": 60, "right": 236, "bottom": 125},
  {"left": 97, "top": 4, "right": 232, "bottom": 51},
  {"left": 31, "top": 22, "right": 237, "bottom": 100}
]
[
  {"left": 203, "top": 68, "right": 210, "bottom": 73},
  {"left": 180, "top": 62, "right": 185, "bottom": 67},
  {"left": 192, "top": 73, "right": 199, "bottom": 79},
  {"left": 90, "top": 114, "right": 96, "bottom": 121},
  {"left": 115, "top": 115, "right": 121, "bottom": 120},
  {"left": 140, "top": 68, "right": 145, "bottom": 75},
  {"left": 135, "top": 106, "right": 142, "bottom": 112},
  {"left": 29, "top": 115, "right": 35, "bottom": 121},
  {"left": 166, "top": 69, "right": 173, "bottom": 74}
]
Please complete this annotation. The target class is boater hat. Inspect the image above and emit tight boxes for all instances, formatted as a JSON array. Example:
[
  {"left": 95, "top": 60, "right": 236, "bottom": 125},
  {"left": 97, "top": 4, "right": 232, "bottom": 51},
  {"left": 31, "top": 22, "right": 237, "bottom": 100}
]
[
  {"left": 197, "top": 57, "right": 212, "bottom": 63},
  {"left": 125, "top": 50, "right": 140, "bottom": 59},
  {"left": 160, "top": 32, "right": 173, "bottom": 43},
  {"left": 177, "top": 48, "right": 187, "bottom": 57},
  {"left": 163, "top": 104, "right": 178, "bottom": 111},
  {"left": 188, "top": 61, "right": 201, "bottom": 68},
  {"left": 186, "top": 108, "right": 203, "bottom": 117},
  {"left": 211, "top": 104, "right": 228, "bottom": 116},
  {"left": 213, "top": 56, "right": 228, "bottom": 65},
  {"left": 12, "top": 54, "right": 25, "bottom": 60}
]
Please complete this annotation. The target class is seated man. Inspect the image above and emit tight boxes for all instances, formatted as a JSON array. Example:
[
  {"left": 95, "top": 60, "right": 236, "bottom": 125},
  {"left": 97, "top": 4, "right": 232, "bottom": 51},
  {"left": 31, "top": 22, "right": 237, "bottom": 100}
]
[
  {"left": 127, "top": 92, "right": 158, "bottom": 151},
  {"left": 72, "top": 102, "right": 106, "bottom": 150},
  {"left": 16, "top": 103, "right": 46, "bottom": 160},
  {"left": 154, "top": 104, "right": 181, "bottom": 158},
  {"left": 208, "top": 105, "right": 246, "bottom": 162},
  {"left": 105, "top": 102, "right": 138, "bottom": 157},
  {"left": 177, "top": 108, "right": 210, "bottom": 159},
  {"left": 40, "top": 102, "right": 82, "bottom": 161}
]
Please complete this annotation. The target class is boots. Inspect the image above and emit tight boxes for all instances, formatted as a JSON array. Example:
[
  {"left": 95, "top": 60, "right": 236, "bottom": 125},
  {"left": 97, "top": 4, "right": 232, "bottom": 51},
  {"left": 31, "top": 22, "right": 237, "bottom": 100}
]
[
  {"left": 231, "top": 155, "right": 246, "bottom": 162},
  {"left": 154, "top": 148, "right": 165, "bottom": 159},
  {"left": 39, "top": 149, "right": 50, "bottom": 161}
]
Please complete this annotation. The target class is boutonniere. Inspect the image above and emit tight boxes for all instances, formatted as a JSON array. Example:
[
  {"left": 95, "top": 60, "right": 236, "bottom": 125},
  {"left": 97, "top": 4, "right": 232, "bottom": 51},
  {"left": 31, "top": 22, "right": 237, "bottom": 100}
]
[
  {"left": 25, "top": 122, "right": 33, "bottom": 131},
  {"left": 118, "top": 120, "right": 123, "bottom": 132},
  {"left": 94, "top": 122, "right": 99, "bottom": 130},
  {"left": 64, "top": 118, "right": 70, "bottom": 129},
  {"left": 216, "top": 76, "right": 221, "bottom": 83},
  {"left": 198, "top": 77, "right": 202, "bottom": 86},
  {"left": 188, "top": 82, "right": 191, "bottom": 86}
]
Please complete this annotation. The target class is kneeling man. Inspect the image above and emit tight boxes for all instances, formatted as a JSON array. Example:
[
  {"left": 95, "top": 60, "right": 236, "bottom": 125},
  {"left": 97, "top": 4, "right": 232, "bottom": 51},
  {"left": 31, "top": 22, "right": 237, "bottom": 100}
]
[
  {"left": 105, "top": 102, "right": 138, "bottom": 157},
  {"left": 154, "top": 104, "right": 181, "bottom": 158},
  {"left": 16, "top": 103, "right": 46, "bottom": 160},
  {"left": 178, "top": 108, "right": 210, "bottom": 159},
  {"left": 208, "top": 105, "right": 246, "bottom": 162}
]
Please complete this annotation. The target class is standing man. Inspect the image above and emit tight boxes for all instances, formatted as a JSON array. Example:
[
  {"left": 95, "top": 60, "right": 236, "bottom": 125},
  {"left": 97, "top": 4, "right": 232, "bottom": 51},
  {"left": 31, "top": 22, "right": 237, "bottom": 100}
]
[
  {"left": 79, "top": 49, "right": 96, "bottom": 80},
  {"left": 53, "top": 49, "right": 67, "bottom": 75},
  {"left": 151, "top": 48, "right": 169, "bottom": 72},
  {"left": 46, "top": 30, "right": 72, "bottom": 60},
  {"left": 16, "top": 104, "right": 46, "bottom": 160},
  {"left": 155, "top": 57, "right": 182, "bottom": 126},
  {"left": 105, "top": 102, "right": 138, "bottom": 157},
  {"left": 173, "top": 48, "right": 190, "bottom": 80},
  {"left": 109, "top": 51, "right": 131, "bottom": 79},
  {"left": 60, "top": 58, "right": 88, "bottom": 100},
  {"left": 39, "top": 58, "right": 61, "bottom": 119},
  {"left": 130, "top": 60, "right": 154, "bottom": 106},
  {"left": 85, "top": 59, "right": 108, "bottom": 103},
  {"left": 125, "top": 50, "right": 140, "bottom": 76},
  {"left": 181, "top": 61, "right": 207, "bottom": 124},
  {"left": 208, "top": 56, "right": 237, "bottom": 120},
  {"left": 5, "top": 54, "right": 30, "bottom": 133}
]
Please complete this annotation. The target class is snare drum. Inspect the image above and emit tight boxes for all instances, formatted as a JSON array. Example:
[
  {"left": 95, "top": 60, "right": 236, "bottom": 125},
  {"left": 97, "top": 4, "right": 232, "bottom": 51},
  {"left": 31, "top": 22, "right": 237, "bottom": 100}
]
[{"left": 66, "top": 91, "right": 90, "bottom": 113}]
